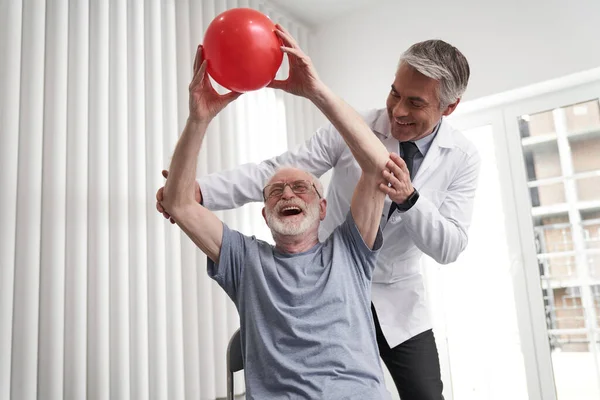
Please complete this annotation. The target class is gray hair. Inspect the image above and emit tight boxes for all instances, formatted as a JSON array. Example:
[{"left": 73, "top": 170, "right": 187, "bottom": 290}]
[
  {"left": 398, "top": 40, "right": 470, "bottom": 109},
  {"left": 264, "top": 166, "right": 323, "bottom": 200}
]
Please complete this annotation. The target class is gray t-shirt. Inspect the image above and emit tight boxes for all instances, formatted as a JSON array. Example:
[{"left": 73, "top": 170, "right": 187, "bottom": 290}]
[{"left": 208, "top": 212, "right": 390, "bottom": 400}]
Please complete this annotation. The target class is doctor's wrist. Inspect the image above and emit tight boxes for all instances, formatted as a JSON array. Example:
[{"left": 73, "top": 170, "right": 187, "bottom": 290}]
[{"left": 396, "top": 188, "right": 420, "bottom": 212}]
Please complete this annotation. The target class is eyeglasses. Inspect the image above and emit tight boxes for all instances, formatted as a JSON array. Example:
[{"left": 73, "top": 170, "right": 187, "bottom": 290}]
[{"left": 262, "top": 180, "right": 322, "bottom": 201}]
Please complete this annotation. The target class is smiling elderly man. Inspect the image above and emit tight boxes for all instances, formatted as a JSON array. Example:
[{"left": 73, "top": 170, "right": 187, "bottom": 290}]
[{"left": 157, "top": 25, "right": 394, "bottom": 400}]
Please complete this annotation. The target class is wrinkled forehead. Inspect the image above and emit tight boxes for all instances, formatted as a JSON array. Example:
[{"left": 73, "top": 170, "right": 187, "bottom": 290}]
[{"left": 266, "top": 168, "right": 312, "bottom": 186}]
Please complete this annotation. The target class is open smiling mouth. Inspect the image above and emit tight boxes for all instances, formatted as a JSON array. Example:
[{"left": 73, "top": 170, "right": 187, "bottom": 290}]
[{"left": 280, "top": 206, "right": 303, "bottom": 217}]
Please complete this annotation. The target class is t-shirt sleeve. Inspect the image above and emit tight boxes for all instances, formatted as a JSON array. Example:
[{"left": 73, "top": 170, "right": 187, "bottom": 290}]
[
  {"left": 335, "top": 211, "right": 384, "bottom": 280},
  {"left": 206, "top": 222, "right": 252, "bottom": 306}
]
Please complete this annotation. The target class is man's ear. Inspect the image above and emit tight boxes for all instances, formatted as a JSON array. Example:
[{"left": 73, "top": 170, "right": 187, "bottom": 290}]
[
  {"left": 262, "top": 207, "right": 268, "bottom": 226},
  {"left": 442, "top": 98, "right": 461, "bottom": 117},
  {"left": 319, "top": 198, "right": 327, "bottom": 221}
]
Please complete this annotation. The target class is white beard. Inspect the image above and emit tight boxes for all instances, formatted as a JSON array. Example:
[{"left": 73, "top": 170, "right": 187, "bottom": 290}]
[{"left": 265, "top": 198, "right": 320, "bottom": 236}]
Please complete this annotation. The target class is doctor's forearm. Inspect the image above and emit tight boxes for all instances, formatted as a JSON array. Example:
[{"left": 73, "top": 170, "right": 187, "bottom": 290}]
[
  {"left": 198, "top": 162, "right": 276, "bottom": 210},
  {"left": 199, "top": 125, "right": 341, "bottom": 211}
]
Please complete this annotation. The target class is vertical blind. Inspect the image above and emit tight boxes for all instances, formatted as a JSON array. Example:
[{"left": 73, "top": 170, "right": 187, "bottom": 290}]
[{"left": 0, "top": 0, "right": 317, "bottom": 399}]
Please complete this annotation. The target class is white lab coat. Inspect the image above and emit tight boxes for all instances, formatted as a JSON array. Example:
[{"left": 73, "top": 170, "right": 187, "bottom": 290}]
[{"left": 199, "top": 108, "right": 481, "bottom": 347}]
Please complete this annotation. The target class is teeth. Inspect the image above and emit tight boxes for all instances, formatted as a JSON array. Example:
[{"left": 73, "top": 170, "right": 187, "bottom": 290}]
[{"left": 282, "top": 207, "right": 300, "bottom": 211}]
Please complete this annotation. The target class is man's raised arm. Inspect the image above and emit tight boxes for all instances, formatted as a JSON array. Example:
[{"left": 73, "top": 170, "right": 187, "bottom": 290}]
[
  {"left": 159, "top": 45, "right": 240, "bottom": 262},
  {"left": 268, "top": 25, "right": 389, "bottom": 247}
]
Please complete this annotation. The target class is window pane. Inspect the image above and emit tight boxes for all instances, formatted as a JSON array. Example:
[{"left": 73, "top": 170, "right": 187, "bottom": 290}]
[
  {"left": 535, "top": 216, "right": 573, "bottom": 253},
  {"left": 576, "top": 176, "right": 600, "bottom": 202},
  {"left": 588, "top": 253, "right": 600, "bottom": 279},
  {"left": 549, "top": 285, "right": 598, "bottom": 399},
  {"left": 564, "top": 100, "right": 600, "bottom": 133},
  {"left": 530, "top": 183, "right": 566, "bottom": 207},
  {"left": 520, "top": 110, "right": 556, "bottom": 138},
  {"left": 523, "top": 142, "right": 562, "bottom": 181},
  {"left": 593, "top": 286, "right": 600, "bottom": 328},
  {"left": 539, "top": 255, "right": 577, "bottom": 279},
  {"left": 570, "top": 135, "right": 600, "bottom": 174},
  {"left": 551, "top": 287, "right": 586, "bottom": 331},
  {"left": 518, "top": 102, "right": 600, "bottom": 400},
  {"left": 583, "top": 215, "right": 600, "bottom": 251}
]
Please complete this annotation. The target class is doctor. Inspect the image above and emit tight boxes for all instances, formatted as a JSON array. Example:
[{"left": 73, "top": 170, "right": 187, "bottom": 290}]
[{"left": 159, "top": 39, "right": 481, "bottom": 400}]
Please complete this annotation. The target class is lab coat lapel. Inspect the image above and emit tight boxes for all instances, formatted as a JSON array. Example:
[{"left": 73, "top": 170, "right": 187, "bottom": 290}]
[{"left": 413, "top": 120, "right": 454, "bottom": 187}]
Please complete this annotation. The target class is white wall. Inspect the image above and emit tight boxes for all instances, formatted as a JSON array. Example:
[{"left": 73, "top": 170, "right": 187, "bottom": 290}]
[{"left": 312, "top": 0, "right": 600, "bottom": 112}]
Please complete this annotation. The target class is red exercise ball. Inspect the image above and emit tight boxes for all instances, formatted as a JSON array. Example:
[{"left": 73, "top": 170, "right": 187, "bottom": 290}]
[{"left": 203, "top": 8, "right": 283, "bottom": 93}]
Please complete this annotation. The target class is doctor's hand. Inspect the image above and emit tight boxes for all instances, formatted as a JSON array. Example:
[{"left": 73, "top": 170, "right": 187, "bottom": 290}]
[
  {"left": 378, "top": 153, "right": 415, "bottom": 204},
  {"left": 267, "top": 24, "right": 326, "bottom": 100},
  {"left": 156, "top": 169, "right": 203, "bottom": 224}
]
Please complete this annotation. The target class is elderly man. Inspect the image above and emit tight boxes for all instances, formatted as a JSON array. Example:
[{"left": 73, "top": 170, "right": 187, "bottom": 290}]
[
  {"left": 158, "top": 26, "right": 394, "bottom": 399},
  {"left": 160, "top": 38, "right": 481, "bottom": 399}
]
